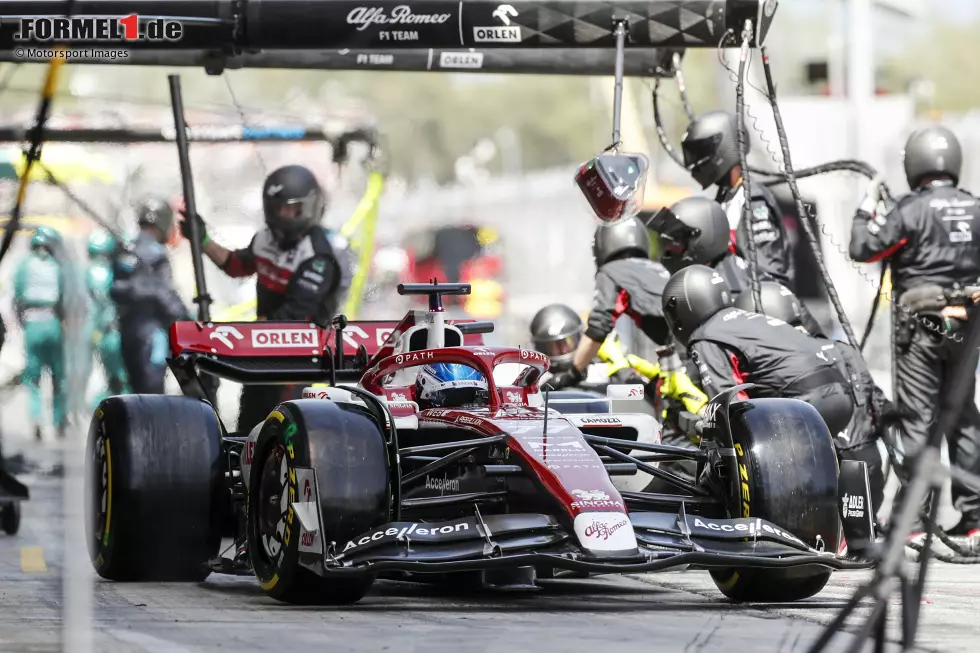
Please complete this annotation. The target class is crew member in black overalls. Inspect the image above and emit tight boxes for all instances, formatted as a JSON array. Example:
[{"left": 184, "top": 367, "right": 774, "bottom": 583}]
[
  {"left": 733, "top": 281, "right": 891, "bottom": 516},
  {"left": 680, "top": 111, "right": 795, "bottom": 289},
  {"left": 849, "top": 125, "right": 980, "bottom": 538},
  {"left": 547, "top": 217, "right": 672, "bottom": 390},
  {"left": 661, "top": 265, "right": 855, "bottom": 437},
  {"left": 649, "top": 196, "right": 823, "bottom": 337}
]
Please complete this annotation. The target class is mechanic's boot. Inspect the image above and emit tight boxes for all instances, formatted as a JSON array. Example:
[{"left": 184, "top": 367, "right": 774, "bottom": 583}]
[{"left": 945, "top": 517, "right": 980, "bottom": 552}]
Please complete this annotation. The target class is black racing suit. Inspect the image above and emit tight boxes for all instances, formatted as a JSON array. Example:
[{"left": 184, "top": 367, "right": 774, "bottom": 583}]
[
  {"left": 221, "top": 226, "right": 352, "bottom": 432},
  {"left": 717, "top": 181, "right": 795, "bottom": 290},
  {"left": 586, "top": 256, "right": 685, "bottom": 493},
  {"left": 111, "top": 232, "right": 190, "bottom": 394},
  {"left": 826, "top": 338, "right": 890, "bottom": 515},
  {"left": 586, "top": 256, "right": 673, "bottom": 347},
  {"left": 850, "top": 179, "right": 980, "bottom": 528},
  {"left": 713, "top": 250, "right": 823, "bottom": 337},
  {"left": 688, "top": 307, "right": 854, "bottom": 436}
]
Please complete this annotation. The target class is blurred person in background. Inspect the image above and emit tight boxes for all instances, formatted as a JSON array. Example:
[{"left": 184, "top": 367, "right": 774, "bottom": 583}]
[
  {"left": 181, "top": 164, "right": 352, "bottom": 432},
  {"left": 111, "top": 197, "right": 190, "bottom": 395},
  {"left": 13, "top": 226, "right": 67, "bottom": 440},
  {"left": 850, "top": 125, "right": 980, "bottom": 539},
  {"left": 680, "top": 110, "right": 795, "bottom": 289},
  {"left": 85, "top": 228, "right": 129, "bottom": 405}
]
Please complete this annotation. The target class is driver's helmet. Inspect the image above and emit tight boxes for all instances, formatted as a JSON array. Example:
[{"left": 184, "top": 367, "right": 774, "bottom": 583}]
[{"left": 415, "top": 363, "right": 489, "bottom": 409}]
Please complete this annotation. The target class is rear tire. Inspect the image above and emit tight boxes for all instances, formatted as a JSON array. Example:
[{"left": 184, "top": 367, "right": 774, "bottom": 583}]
[
  {"left": 710, "top": 398, "right": 839, "bottom": 602},
  {"left": 86, "top": 395, "right": 223, "bottom": 581},
  {"left": 246, "top": 400, "right": 391, "bottom": 605}
]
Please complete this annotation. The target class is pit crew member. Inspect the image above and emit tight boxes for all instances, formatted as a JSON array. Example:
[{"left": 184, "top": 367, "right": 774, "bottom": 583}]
[
  {"left": 661, "top": 265, "right": 854, "bottom": 436},
  {"left": 547, "top": 217, "right": 676, "bottom": 391},
  {"left": 650, "top": 196, "right": 823, "bottom": 336},
  {"left": 680, "top": 110, "right": 795, "bottom": 288},
  {"left": 181, "top": 164, "right": 353, "bottom": 431},
  {"left": 13, "top": 226, "right": 67, "bottom": 440},
  {"left": 849, "top": 125, "right": 980, "bottom": 538},
  {"left": 733, "top": 281, "right": 889, "bottom": 515},
  {"left": 111, "top": 197, "right": 190, "bottom": 395}
]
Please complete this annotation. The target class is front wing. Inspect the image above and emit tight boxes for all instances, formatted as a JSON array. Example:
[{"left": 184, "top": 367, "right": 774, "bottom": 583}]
[{"left": 289, "top": 508, "right": 871, "bottom": 578}]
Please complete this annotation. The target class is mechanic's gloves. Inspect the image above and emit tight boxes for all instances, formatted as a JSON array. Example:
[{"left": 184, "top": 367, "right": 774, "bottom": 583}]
[
  {"left": 660, "top": 369, "right": 709, "bottom": 415},
  {"left": 859, "top": 175, "right": 885, "bottom": 215},
  {"left": 548, "top": 365, "right": 584, "bottom": 391},
  {"left": 627, "top": 354, "right": 661, "bottom": 380},
  {"left": 178, "top": 210, "right": 211, "bottom": 246},
  {"left": 597, "top": 333, "right": 630, "bottom": 375}
]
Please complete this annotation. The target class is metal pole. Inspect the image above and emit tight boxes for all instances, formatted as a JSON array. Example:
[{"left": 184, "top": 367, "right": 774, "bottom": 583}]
[
  {"left": 611, "top": 21, "right": 627, "bottom": 149},
  {"left": 168, "top": 74, "right": 212, "bottom": 322}
]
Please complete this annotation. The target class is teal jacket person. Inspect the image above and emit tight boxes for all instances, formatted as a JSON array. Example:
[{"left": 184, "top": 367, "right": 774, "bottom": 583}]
[
  {"left": 13, "top": 226, "right": 67, "bottom": 440},
  {"left": 86, "top": 228, "right": 129, "bottom": 405}
]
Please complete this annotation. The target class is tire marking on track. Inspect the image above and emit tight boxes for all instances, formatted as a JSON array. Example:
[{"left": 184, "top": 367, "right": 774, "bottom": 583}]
[{"left": 20, "top": 546, "right": 48, "bottom": 573}]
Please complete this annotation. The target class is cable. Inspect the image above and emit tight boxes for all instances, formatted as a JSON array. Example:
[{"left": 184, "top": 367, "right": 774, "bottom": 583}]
[
  {"left": 651, "top": 78, "right": 685, "bottom": 168},
  {"left": 222, "top": 73, "right": 268, "bottom": 176},
  {"left": 759, "top": 47, "right": 859, "bottom": 351},
  {"left": 734, "top": 22, "right": 763, "bottom": 313},
  {"left": 672, "top": 52, "right": 695, "bottom": 121}
]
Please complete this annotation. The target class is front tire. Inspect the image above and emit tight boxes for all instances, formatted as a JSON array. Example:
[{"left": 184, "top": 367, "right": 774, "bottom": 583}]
[
  {"left": 246, "top": 400, "right": 391, "bottom": 605},
  {"left": 86, "top": 395, "right": 223, "bottom": 581},
  {"left": 710, "top": 398, "right": 839, "bottom": 602}
]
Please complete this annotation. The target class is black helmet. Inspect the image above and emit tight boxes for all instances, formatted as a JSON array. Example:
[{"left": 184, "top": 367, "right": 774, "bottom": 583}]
[
  {"left": 661, "top": 264, "right": 732, "bottom": 345},
  {"left": 680, "top": 110, "right": 748, "bottom": 189},
  {"left": 649, "top": 197, "right": 730, "bottom": 273},
  {"left": 592, "top": 216, "right": 650, "bottom": 267},
  {"left": 903, "top": 126, "right": 962, "bottom": 189},
  {"left": 262, "top": 165, "right": 326, "bottom": 248},
  {"left": 136, "top": 196, "right": 174, "bottom": 236},
  {"left": 733, "top": 281, "right": 803, "bottom": 326},
  {"left": 529, "top": 304, "right": 583, "bottom": 368}
]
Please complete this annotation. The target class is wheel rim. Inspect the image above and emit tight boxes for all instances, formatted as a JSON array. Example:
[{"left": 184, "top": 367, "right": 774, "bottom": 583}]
[{"left": 257, "top": 444, "right": 289, "bottom": 564}]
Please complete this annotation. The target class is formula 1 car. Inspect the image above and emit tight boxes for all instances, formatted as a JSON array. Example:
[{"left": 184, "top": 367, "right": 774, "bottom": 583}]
[{"left": 85, "top": 282, "right": 874, "bottom": 604}]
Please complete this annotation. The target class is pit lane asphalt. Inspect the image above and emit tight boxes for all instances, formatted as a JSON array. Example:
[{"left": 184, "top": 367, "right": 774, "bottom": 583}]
[
  {"left": 2, "top": 380, "right": 979, "bottom": 653},
  {"left": 4, "top": 442, "right": 976, "bottom": 652}
]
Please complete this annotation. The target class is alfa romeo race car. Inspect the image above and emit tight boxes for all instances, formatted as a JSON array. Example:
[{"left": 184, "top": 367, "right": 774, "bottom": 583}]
[{"left": 86, "top": 282, "right": 873, "bottom": 605}]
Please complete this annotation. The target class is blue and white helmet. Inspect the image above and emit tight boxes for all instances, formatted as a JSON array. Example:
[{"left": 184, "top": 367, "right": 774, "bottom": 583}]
[{"left": 415, "top": 363, "right": 489, "bottom": 408}]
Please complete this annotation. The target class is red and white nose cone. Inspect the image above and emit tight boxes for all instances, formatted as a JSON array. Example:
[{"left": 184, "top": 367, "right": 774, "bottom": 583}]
[{"left": 573, "top": 512, "right": 638, "bottom": 553}]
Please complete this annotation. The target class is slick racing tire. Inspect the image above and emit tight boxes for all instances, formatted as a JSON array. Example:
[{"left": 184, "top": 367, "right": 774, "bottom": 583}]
[
  {"left": 710, "top": 398, "right": 839, "bottom": 603},
  {"left": 246, "top": 399, "right": 391, "bottom": 605},
  {"left": 86, "top": 395, "right": 223, "bottom": 581}
]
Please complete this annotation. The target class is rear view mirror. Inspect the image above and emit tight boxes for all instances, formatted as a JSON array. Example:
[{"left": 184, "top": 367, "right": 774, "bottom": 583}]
[{"left": 575, "top": 151, "right": 649, "bottom": 226}]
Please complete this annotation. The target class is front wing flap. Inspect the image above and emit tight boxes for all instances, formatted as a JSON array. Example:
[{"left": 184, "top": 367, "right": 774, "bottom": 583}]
[{"left": 296, "top": 511, "right": 870, "bottom": 577}]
